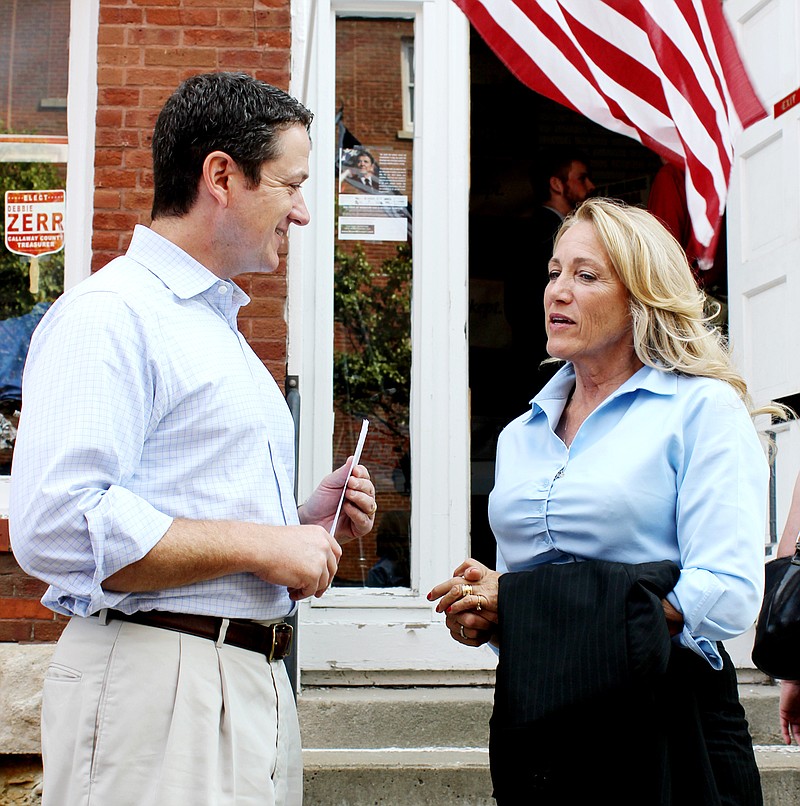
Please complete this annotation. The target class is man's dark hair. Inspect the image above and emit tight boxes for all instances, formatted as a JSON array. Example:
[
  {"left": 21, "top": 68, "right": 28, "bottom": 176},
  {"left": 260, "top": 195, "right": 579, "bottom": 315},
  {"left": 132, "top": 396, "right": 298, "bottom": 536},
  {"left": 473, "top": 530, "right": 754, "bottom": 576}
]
[
  {"left": 529, "top": 146, "right": 591, "bottom": 203},
  {"left": 355, "top": 149, "right": 375, "bottom": 166},
  {"left": 150, "top": 72, "right": 314, "bottom": 219}
]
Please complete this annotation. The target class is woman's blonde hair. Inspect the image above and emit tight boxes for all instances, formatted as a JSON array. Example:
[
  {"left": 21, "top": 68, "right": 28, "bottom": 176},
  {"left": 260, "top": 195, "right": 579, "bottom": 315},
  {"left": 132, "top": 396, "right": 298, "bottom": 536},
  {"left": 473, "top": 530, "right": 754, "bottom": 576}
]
[{"left": 554, "top": 197, "right": 786, "bottom": 420}]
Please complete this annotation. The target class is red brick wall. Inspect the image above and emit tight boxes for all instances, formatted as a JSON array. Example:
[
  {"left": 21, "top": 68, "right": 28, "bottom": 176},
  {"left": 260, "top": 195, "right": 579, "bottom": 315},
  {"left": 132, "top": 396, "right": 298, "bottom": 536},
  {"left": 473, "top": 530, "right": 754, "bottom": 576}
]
[
  {"left": 0, "top": 521, "right": 68, "bottom": 641},
  {"left": 0, "top": 0, "right": 295, "bottom": 643},
  {"left": 93, "top": 0, "right": 295, "bottom": 382},
  {"left": 336, "top": 18, "right": 413, "bottom": 152}
]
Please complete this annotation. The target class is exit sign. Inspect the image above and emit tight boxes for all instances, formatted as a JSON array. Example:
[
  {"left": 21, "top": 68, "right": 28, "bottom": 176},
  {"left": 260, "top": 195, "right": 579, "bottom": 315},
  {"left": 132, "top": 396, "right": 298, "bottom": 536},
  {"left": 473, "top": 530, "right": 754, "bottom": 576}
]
[{"left": 774, "top": 87, "right": 800, "bottom": 119}]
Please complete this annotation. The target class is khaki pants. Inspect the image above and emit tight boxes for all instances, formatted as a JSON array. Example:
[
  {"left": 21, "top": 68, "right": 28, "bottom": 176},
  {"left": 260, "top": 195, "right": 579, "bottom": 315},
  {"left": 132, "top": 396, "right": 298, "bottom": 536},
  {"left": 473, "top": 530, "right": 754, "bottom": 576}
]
[{"left": 41, "top": 615, "right": 302, "bottom": 806}]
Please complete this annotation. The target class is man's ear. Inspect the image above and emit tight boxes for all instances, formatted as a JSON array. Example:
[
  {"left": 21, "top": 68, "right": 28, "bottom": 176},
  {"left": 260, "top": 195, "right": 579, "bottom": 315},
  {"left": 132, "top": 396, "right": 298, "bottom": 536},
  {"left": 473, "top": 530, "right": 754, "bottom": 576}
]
[
  {"left": 549, "top": 175, "right": 564, "bottom": 198},
  {"left": 202, "top": 151, "right": 236, "bottom": 208}
]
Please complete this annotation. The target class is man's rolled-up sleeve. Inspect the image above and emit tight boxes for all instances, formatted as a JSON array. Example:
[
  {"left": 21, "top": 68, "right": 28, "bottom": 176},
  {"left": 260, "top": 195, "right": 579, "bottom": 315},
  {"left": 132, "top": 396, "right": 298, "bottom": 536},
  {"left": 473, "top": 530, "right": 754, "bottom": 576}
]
[{"left": 9, "top": 292, "right": 173, "bottom": 616}]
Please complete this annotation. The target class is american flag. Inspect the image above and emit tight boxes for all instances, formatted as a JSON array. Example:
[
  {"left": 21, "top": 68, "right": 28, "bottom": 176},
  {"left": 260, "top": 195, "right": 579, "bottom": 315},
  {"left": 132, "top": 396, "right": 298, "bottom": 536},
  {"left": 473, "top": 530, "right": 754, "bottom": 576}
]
[{"left": 453, "top": 0, "right": 766, "bottom": 268}]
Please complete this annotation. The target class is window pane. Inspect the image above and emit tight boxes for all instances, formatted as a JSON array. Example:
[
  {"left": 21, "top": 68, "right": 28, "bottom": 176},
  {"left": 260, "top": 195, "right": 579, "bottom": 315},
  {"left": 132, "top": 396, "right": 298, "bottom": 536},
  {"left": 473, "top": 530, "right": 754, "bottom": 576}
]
[
  {"left": 0, "top": 0, "right": 69, "bottom": 473},
  {"left": 332, "top": 18, "right": 414, "bottom": 587}
]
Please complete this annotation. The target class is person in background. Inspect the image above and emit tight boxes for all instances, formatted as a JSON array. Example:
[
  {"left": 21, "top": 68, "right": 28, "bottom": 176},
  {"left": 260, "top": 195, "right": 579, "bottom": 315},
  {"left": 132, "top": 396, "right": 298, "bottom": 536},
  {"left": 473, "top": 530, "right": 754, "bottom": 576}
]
[
  {"left": 503, "top": 147, "right": 595, "bottom": 412},
  {"left": 514, "top": 146, "right": 595, "bottom": 303},
  {"left": 9, "top": 72, "right": 377, "bottom": 806},
  {"left": 773, "top": 470, "right": 800, "bottom": 745},
  {"left": 430, "top": 198, "right": 781, "bottom": 804}
]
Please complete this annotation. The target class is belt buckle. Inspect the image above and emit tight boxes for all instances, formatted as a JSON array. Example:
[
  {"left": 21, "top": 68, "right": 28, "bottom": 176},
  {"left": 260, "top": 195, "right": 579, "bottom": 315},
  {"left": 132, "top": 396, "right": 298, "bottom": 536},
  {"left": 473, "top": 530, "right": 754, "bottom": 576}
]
[{"left": 268, "top": 622, "right": 293, "bottom": 662}]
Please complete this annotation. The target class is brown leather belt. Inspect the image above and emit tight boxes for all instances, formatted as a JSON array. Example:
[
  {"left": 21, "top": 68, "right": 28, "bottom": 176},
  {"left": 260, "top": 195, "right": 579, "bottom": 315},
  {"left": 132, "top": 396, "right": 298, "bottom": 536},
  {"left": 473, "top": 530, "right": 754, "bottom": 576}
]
[{"left": 101, "top": 609, "right": 293, "bottom": 661}]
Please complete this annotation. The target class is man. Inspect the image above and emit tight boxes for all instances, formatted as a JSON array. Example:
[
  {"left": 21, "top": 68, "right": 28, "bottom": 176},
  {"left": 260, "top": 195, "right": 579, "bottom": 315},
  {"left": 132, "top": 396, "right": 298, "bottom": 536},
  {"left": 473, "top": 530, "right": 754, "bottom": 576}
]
[
  {"left": 503, "top": 147, "right": 595, "bottom": 412},
  {"left": 532, "top": 147, "right": 595, "bottom": 222},
  {"left": 355, "top": 150, "right": 380, "bottom": 190},
  {"left": 9, "top": 72, "right": 376, "bottom": 805},
  {"left": 340, "top": 148, "right": 381, "bottom": 193}
]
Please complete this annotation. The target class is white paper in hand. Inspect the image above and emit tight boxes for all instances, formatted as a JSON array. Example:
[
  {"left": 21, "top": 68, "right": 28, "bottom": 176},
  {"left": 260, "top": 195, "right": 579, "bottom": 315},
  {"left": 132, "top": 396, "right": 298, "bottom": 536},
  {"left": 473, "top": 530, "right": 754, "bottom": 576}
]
[{"left": 330, "top": 419, "right": 369, "bottom": 536}]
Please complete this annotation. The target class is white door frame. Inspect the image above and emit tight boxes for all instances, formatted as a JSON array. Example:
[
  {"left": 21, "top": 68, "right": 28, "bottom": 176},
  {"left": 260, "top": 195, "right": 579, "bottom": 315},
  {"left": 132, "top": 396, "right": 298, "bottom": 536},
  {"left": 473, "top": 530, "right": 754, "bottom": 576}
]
[
  {"left": 288, "top": 0, "right": 497, "bottom": 681},
  {"left": 725, "top": 0, "right": 800, "bottom": 515},
  {"left": 64, "top": 0, "right": 99, "bottom": 289}
]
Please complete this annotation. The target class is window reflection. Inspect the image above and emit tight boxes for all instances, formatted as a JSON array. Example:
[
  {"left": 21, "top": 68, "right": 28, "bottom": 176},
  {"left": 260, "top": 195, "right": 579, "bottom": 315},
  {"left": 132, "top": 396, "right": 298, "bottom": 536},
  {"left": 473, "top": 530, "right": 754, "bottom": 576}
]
[
  {"left": 0, "top": 0, "right": 69, "bottom": 473},
  {"left": 333, "top": 17, "right": 414, "bottom": 587}
]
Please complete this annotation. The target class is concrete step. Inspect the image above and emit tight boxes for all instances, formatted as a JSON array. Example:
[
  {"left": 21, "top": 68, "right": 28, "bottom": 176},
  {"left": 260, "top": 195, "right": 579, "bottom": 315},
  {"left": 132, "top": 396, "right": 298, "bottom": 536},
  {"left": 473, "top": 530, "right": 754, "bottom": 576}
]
[
  {"left": 298, "top": 686, "right": 494, "bottom": 749},
  {"left": 297, "top": 684, "right": 800, "bottom": 806},
  {"left": 741, "top": 682, "right": 791, "bottom": 746},
  {"left": 3, "top": 746, "right": 796, "bottom": 806},
  {"left": 303, "top": 748, "right": 494, "bottom": 806},
  {"left": 302, "top": 746, "right": 799, "bottom": 806},
  {"left": 298, "top": 682, "right": 786, "bottom": 747},
  {"left": 755, "top": 747, "right": 800, "bottom": 806}
]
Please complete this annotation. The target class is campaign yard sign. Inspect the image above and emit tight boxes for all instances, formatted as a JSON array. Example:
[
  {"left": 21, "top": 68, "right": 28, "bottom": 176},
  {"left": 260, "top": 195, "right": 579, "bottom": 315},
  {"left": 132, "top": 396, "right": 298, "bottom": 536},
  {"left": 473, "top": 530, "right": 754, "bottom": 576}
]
[{"left": 4, "top": 189, "right": 65, "bottom": 293}]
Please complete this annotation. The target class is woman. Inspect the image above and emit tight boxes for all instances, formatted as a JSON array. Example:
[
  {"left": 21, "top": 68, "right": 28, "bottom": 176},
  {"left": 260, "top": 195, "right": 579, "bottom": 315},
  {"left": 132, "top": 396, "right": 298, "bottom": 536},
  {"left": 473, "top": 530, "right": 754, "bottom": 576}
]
[{"left": 429, "top": 198, "right": 781, "bottom": 805}]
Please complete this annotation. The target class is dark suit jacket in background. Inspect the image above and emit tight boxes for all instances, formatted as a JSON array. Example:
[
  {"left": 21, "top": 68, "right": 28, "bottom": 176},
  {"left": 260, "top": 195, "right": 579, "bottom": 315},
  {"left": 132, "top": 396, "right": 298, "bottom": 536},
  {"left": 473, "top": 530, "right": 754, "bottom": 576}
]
[{"left": 501, "top": 206, "right": 563, "bottom": 411}]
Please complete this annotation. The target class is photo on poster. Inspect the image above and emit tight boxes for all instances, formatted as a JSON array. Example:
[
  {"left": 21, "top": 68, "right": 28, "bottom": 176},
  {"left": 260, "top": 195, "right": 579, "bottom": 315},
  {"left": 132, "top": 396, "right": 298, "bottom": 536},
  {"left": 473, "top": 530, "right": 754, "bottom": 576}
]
[{"left": 338, "top": 147, "right": 410, "bottom": 242}]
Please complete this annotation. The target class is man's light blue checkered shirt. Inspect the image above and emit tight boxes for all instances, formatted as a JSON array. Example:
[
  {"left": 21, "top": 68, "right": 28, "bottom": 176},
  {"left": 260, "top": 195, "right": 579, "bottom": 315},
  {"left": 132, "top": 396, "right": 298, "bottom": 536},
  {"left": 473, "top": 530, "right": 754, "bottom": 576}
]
[{"left": 10, "top": 225, "right": 296, "bottom": 619}]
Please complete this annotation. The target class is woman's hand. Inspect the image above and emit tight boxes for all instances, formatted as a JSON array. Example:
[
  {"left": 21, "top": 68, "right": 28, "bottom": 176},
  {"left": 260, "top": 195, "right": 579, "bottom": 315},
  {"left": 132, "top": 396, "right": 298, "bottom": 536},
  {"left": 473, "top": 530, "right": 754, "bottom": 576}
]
[
  {"left": 780, "top": 680, "right": 800, "bottom": 745},
  {"left": 428, "top": 559, "right": 500, "bottom": 647},
  {"left": 661, "top": 598, "right": 684, "bottom": 637}
]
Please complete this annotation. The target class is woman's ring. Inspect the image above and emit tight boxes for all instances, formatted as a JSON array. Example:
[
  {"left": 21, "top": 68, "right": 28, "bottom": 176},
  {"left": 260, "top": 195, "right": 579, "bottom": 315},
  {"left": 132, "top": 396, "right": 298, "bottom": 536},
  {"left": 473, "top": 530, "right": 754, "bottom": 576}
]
[
  {"left": 460, "top": 583, "right": 473, "bottom": 598},
  {"left": 459, "top": 624, "right": 467, "bottom": 639},
  {"left": 476, "top": 597, "right": 482, "bottom": 612}
]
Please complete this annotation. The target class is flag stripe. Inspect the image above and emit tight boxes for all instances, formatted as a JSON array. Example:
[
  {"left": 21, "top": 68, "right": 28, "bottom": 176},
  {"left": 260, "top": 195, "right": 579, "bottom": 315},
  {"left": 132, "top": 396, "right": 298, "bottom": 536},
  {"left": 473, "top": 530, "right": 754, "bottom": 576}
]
[
  {"left": 643, "top": 3, "right": 732, "bottom": 175},
  {"left": 559, "top": 9, "right": 671, "bottom": 122},
  {"left": 474, "top": 0, "right": 642, "bottom": 141},
  {"left": 698, "top": 0, "right": 764, "bottom": 128},
  {"left": 625, "top": 3, "right": 728, "bottom": 240},
  {"left": 453, "top": 0, "right": 767, "bottom": 267},
  {"left": 565, "top": 2, "right": 724, "bottom": 244},
  {"left": 527, "top": 2, "right": 674, "bottom": 149},
  {"left": 460, "top": 0, "right": 579, "bottom": 113},
  {"left": 598, "top": 0, "right": 730, "bottom": 169}
]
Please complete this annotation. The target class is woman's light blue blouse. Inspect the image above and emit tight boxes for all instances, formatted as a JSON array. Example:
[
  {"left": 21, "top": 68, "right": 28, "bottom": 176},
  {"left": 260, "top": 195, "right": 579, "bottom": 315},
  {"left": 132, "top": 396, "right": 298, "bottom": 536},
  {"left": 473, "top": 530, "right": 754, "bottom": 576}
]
[{"left": 488, "top": 363, "right": 768, "bottom": 668}]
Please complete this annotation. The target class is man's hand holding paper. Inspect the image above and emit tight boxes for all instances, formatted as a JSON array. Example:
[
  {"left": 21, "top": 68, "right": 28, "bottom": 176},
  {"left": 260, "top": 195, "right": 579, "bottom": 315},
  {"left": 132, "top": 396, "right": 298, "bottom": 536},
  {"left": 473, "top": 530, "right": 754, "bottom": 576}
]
[{"left": 298, "top": 420, "right": 375, "bottom": 544}]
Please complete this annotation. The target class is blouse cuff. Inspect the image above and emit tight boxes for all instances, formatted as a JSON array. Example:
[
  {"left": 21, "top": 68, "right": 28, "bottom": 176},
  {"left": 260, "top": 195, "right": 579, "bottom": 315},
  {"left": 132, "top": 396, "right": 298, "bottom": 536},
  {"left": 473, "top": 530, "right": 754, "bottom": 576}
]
[{"left": 676, "top": 629, "right": 723, "bottom": 670}]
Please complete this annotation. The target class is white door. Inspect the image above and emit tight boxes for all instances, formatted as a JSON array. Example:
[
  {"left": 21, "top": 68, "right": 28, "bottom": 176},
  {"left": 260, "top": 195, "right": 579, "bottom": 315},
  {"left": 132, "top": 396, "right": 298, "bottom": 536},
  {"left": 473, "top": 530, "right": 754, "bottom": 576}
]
[
  {"left": 288, "top": 0, "right": 497, "bottom": 684},
  {"left": 725, "top": 0, "right": 800, "bottom": 540},
  {"left": 724, "top": 0, "right": 800, "bottom": 665}
]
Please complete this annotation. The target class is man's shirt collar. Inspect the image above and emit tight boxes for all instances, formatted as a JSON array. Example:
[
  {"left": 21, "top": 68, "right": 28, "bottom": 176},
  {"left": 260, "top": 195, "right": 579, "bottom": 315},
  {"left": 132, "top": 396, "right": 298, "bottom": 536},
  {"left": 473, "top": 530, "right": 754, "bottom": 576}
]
[{"left": 126, "top": 224, "right": 250, "bottom": 307}]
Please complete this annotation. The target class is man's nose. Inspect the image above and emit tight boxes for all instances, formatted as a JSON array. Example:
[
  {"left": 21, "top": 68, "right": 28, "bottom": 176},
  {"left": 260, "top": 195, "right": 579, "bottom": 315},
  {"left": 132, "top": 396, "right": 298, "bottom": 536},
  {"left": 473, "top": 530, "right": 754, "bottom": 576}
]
[{"left": 291, "top": 190, "right": 311, "bottom": 226}]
